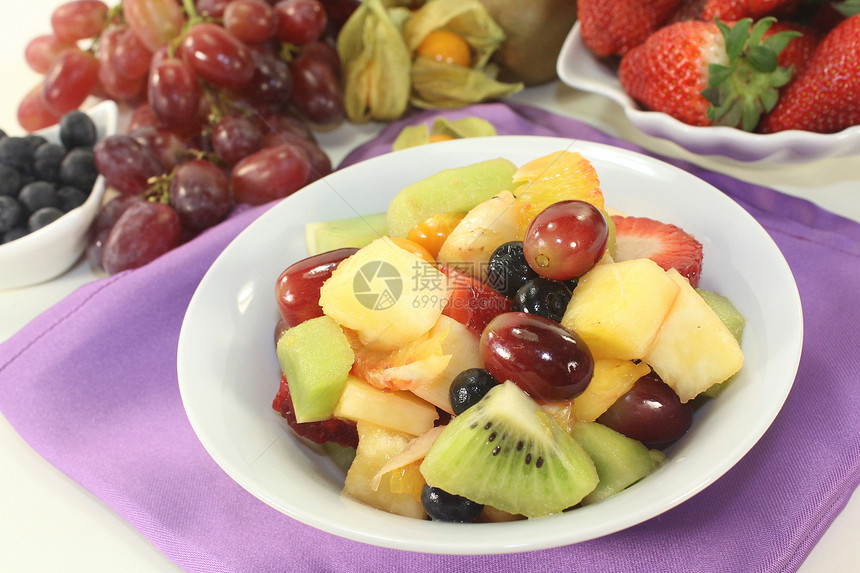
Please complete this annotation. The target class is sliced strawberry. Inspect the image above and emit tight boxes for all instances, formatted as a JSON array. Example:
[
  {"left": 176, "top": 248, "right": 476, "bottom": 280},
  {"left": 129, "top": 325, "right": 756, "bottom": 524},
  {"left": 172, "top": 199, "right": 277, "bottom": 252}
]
[
  {"left": 438, "top": 264, "right": 512, "bottom": 336},
  {"left": 272, "top": 374, "right": 358, "bottom": 449},
  {"left": 611, "top": 216, "right": 704, "bottom": 287}
]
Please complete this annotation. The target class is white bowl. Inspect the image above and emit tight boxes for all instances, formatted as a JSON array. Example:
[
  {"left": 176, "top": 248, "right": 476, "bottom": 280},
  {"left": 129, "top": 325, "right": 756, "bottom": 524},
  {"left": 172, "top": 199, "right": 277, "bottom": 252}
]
[
  {"left": 557, "top": 22, "right": 860, "bottom": 163},
  {"left": 0, "top": 99, "right": 117, "bottom": 290},
  {"left": 177, "top": 136, "right": 802, "bottom": 553}
]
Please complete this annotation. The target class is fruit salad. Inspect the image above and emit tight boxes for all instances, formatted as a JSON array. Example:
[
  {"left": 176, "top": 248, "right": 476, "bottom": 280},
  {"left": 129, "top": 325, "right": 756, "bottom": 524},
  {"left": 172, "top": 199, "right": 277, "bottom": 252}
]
[{"left": 271, "top": 150, "right": 745, "bottom": 522}]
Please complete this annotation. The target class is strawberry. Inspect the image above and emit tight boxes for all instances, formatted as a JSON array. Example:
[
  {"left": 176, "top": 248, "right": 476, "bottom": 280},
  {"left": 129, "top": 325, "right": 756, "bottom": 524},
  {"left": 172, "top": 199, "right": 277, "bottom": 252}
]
[
  {"left": 702, "top": 0, "right": 800, "bottom": 21},
  {"left": 768, "top": 21, "right": 820, "bottom": 80},
  {"left": 611, "top": 216, "right": 704, "bottom": 288},
  {"left": 619, "top": 17, "right": 801, "bottom": 130},
  {"left": 758, "top": 14, "right": 860, "bottom": 133},
  {"left": 438, "top": 264, "right": 512, "bottom": 336},
  {"left": 578, "top": 0, "right": 684, "bottom": 57}
]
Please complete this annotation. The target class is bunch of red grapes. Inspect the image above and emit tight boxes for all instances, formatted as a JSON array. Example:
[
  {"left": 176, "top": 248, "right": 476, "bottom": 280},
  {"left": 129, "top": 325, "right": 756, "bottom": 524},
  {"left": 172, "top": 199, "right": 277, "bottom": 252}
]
[{"left": 18, "top": 0, "right": 358, "bottom": 274}]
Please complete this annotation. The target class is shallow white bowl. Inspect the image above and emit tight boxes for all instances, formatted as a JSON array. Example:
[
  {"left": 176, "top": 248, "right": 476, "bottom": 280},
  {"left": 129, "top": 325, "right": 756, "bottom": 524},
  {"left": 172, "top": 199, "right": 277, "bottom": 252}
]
[
  {"left": 177, "top": 136, "right": 802, "bottom": 554},
  {"left": 0, "top": 99, "right": 117, "bottom": 290},
  {"left": 557, "top": 22, "right": 860, "bottom": 163}
]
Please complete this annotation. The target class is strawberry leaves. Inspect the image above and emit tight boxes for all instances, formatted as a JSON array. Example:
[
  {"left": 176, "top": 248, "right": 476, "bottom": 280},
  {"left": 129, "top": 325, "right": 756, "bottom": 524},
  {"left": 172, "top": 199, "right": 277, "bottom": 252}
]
[{"left": 702, "top": 17, "right": 800, "bottom": 131}]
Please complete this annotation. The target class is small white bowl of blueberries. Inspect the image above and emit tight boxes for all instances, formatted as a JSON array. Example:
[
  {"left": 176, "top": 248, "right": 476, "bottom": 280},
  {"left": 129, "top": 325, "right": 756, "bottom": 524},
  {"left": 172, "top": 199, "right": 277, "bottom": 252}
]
[{"left": 0, "top": 99, "right": 117, "bottom": 290}]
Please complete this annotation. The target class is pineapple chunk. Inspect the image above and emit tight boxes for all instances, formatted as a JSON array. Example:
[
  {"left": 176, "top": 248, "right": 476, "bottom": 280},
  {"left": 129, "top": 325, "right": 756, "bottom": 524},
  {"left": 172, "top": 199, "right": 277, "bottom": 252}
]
[
  {"left": 410, "top": 315, "right": 483, "bottom": 413},
  {"left": 644, "top": 269, "right": 744, "bottom": 403},
  {"left": 334, "top": 376, "right": 439, "bottom": 435},
  {"left": 436, "top": 191, "right": 518, "bottom": 281},
  {"left": 511, "top": 151, "right": 604, "bottom": 238},
  {"left": 343, "top": 421, "right": 426, "bottom": 519},
  {"left": 572, "top": 359, "right": 652, "bottom": 422},
  {"left": 561, "top": 259, "right": 680, "bottom": 360},
  {"left": 319, "top": 237, "right": 450, "bottom": 350}
]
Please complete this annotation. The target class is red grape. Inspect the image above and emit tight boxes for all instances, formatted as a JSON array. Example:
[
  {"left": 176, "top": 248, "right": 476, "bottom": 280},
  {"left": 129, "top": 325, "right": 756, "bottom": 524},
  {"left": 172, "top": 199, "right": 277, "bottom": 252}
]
[
  {"left": 41, "top": 48, "right": 100, "bottom": 116},
  {"left": 51, "top": 0, "right": 109, "bottom": 42},
  {"left": 212, "top": 115, "right": 263, "bottom": 166},
  {"left": 258, "top": 111, "right": 315, "bottom": 141},
  {"left": 260, "top": 130, "right": 330, "bottom": 182},
  {"left": 288, "top": 54, "right": 344, "bottom": 125},
  {"left": 25, "top": 34, "right": 75, "bottom": 75},
  {"left": 523, "top": 200, "right": 608, "bottom": 281},
  {"left": 112, "top": 27, "right": 154, "bottom": 80},
  {"left": 168, "top": 159, "right": 234, "bottom": 232},
  {"left": 101, "top": 200, "right": 182, "bottom": 274},
  {"left": 148, "top": 57, "right": 202, "bottom": 129},
  {"left": 123, "top": 0, "right": 187, "bottom": 52},
  {"left": 231, "top": 144, "right": 310, "bottom": 205},
  {"left": 98, "top": 26, "right": 147, "bottom": 102},
  {"left": 93, "top": 134, "right": 166, "bottom": 195},
  {"left": 480, "top": 312, "right": 594, "bottom": 402},
  {"left": 243, "top": 46, "right": 294, "bottom": 104},
  {"left": 299, "top": 40, "right": 341, "bottom": 76},
  {"left": 129, "top": 125, "right": 188, "bottom": 170},
  {"left": 180, "top": 23, "right": 254, "bottom": 90},
  {"left": 128, "top": 103, "right": 161, "bottom": 131},
  {"left": 597, "top": 371, "right": 694, "bottom": 448},
  {"left": 224, "top": 0, "right": 278, "bottom": 44},
  {"left": 196, "top": 0, "right": 230, "bottom": 17},
  {"left": 87, "top": 195, "right": 143, "bottom": 270},
  {"left": 275, "top": 247, "right": 358, "bottom": 327},
  {"left": 17, "top": 83, "right": 62, "bottom": 132},
  {"left": 274, "top": 0, "right": 327, "bottom": 45}
]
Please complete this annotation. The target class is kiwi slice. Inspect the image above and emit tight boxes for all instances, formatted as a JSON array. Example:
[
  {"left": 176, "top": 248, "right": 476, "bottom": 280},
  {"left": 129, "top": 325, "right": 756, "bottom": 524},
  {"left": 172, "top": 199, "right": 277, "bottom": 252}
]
[{"left": 419, "top": 382, "right": 599, "bottom": 518}]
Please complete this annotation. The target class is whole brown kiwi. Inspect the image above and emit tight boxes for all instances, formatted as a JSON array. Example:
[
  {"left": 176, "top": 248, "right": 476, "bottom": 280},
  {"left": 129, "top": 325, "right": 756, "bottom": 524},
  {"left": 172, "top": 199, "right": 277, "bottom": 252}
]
[{"left": 478, "top": 0, "right": 578, "bottom": 86}]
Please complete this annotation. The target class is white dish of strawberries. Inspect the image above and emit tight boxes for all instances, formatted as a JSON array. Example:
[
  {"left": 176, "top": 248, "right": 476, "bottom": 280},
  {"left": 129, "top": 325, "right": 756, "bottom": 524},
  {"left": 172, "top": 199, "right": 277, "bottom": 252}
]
[
  {"left": 557, "top": 16, "right": 860, "bottom": 163},
  {"left": 177, "top": 136, "right": 802, "bottom": 553}
]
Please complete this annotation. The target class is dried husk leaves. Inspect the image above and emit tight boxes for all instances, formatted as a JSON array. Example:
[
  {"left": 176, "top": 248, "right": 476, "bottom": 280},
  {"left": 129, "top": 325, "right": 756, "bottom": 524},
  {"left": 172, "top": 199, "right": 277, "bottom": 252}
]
[
  {"left": 337, "top": 0, "right": 413, "bottom": 123},
  {"left": 392, "top": 116, "right": 497, "bottom": 150},
  {"left": 338, "top": 0, "right": 523, "bottom": 122}
]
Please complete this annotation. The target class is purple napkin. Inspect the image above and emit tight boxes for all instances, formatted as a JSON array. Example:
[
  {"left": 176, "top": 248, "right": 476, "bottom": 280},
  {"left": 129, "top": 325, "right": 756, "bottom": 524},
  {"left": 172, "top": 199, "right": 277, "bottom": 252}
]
[{"left": 1, "top": 102, "right": 858, "bottom": 573}]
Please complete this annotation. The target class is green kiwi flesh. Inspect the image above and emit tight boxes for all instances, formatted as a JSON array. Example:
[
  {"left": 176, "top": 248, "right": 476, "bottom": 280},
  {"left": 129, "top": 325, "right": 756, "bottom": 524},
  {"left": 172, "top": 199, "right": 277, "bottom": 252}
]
[
  {"left": 696, "top": 288, "right": 746, "bottom": 398},
  {"left": 419, "top": 381, "right": 599, "bottom": 517},
  {"left": 571, "top": 421, "right": 664, "bottom": 505}
]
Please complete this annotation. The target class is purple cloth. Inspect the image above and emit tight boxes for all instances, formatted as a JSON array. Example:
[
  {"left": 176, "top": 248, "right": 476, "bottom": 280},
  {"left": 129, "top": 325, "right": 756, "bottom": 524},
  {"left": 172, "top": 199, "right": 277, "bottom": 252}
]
[{"left": 1, "top": 102, "right": 859, "bottom": 573}]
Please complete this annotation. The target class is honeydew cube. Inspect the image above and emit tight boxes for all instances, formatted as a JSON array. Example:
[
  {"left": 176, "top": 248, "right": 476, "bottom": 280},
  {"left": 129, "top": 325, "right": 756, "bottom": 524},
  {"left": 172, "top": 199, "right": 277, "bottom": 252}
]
[
  {"left": 561, "top": 259, "right": 680, "bottom": 360},
  {"left": 275, "top": 315, "right": 355, "bottom": 423},
  {"left": 644, "top": 269, "right": 744, "bottom": 403},
  {"left": 319, "top": 237, "right": 450, "bottom": 350},
  {"left": 334, "top": 376, "right": 439, "bottom": 436}
]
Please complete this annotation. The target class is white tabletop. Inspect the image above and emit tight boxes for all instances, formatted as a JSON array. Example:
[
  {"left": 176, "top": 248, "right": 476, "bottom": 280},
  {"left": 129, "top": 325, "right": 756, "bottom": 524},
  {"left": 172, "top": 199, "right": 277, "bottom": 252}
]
[{"left": 1, "top": 3, "right": 858, "bottom": 571}]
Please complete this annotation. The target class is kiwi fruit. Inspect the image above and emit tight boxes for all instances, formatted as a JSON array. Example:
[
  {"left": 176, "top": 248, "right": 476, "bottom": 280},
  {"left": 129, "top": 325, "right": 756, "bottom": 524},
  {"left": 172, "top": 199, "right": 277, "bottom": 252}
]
[{"left": 419, "top": 381, "right": 599, "bottom": 517}]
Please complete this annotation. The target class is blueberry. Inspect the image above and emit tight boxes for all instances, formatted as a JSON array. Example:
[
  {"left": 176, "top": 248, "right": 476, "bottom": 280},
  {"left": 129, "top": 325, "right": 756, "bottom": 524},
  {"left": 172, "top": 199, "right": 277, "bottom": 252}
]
[
  {"left": 0, "top": 164, "right": 22, "bottom": 197},
  {"left": 2, "top": 226, "right": 27, "bottom": 244},
  {"left": 0, "top": 136, "right": 34, "bottom": 173},
  {"left": 449, "top": 368, "right": 500, "bottom": 415},
  {"left": 28, "top": 206, "right": 64, "bottom": 232},
  {"left": 59, "top": 147, "right": 98, "bottom": 191},
  {"left": 487, "top": 241, "right": 538, "bottom": 298},
  {"left": 60, "top": 111, "right": 97, "bottom": 149},
  {"left": 56, "top": 186, "right": 89, "bottom": 212},
  {"left": 18, "top": 181, "right": 58, "bottom": 214},
  {"left": 33, "top": 142, "right": 67, "bottom": 182},
  {"left": 511, "top": 277, "right": 573, "bottom": 323},
  {"left": 24, "top": 134, "right": 48, "bottom": 153},
  {"left": 0, "top": 195, "right": 23, "bottom": 233},
  {"left": 421, "top": 485, "right": 483, "bottom": 522}
]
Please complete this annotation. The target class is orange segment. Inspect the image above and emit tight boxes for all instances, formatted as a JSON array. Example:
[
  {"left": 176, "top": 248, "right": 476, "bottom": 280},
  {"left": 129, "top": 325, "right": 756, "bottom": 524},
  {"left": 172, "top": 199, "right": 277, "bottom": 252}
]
[
  {"left": 407, "top": 212, "right": 466, "bottom": 259},
  {"left": 390, "top": 237, "right": 436, "bottom": 263},
  {"left": 512, "top": 151, "right": 604, "bottom": 239}
]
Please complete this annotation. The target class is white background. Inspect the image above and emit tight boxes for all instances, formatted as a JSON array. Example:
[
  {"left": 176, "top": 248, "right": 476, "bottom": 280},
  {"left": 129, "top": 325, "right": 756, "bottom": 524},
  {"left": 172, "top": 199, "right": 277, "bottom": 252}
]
[{"left": 1, "top": 2, "right": 858, "bottom": 571}]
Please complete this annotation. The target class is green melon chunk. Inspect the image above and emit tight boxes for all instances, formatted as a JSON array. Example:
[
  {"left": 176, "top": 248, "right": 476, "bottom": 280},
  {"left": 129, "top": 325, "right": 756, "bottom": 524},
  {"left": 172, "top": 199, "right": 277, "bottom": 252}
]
[
  {"left": 570, "top": 421, "right": 665, "bottom": 505},
  {"left": 305, "top": 212, "right": 388, "bottom": 256},
  {"left": 696, "top": 288, "right": 746, "bottom": 398},
  {"left": 276, "top": 316, "right": 355, "bottom": 423},
  {"left": 386, "top": 157, "right": 518, "bottom": 238},
  {"left": 420, "top": 381, "right": 598, "bottom": 518}
]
